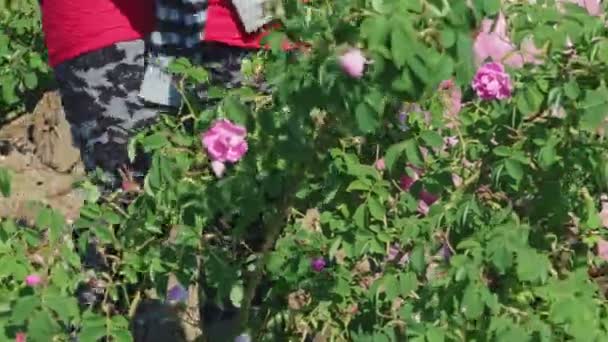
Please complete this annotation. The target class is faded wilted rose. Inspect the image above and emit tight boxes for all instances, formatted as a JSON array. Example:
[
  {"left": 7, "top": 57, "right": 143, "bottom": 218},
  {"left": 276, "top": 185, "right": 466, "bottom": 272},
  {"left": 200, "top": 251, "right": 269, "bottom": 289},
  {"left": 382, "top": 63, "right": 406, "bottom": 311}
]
[
  {"left": 354, "top": 259, "right": 371, "bottom": 274},
  {"left": 301, "top": 208, "right": 321, "bottom": 232},
  {"left": 334, "top": 249, "right": 347, "bottom": 265},
  {"left": 599, "top": 194, "right": 608, "bottom": 228},
  {"left": 598, "top": 239, "right": 608, "bottom": 261},
  {"left": 473, "top": 12, "right": 542, "bottom": 68},
  {"left": 359, "top": 273, "right": 381, "bottom": 290},
  {"left": 287, "top": 289, "right": 311, "bottom": 311},
  {"left": 439, "top": 79, "right": 462, "bottom": 120}
]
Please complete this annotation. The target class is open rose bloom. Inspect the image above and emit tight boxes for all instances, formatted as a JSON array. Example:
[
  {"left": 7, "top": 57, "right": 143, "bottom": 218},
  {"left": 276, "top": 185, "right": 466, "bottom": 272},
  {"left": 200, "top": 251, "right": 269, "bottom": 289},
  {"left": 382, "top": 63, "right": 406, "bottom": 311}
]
[
  {"left": 201, "top": 119, "right": 248, "bottom": 177},
  {"left": 339, "top": 48, "right": 367, "bottom": 78},
  {"left": 472, "top": 62, "right": 513, "bottom": 100},
  {"left": 25, "top": 274, "right": 41, "bottom": 287}
]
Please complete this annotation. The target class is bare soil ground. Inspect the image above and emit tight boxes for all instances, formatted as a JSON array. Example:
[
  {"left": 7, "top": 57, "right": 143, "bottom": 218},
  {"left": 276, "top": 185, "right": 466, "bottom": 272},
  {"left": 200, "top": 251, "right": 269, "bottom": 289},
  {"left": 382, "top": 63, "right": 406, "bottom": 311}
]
[{"left": 0, "top": 91, "right": 85, "bottom": 223}]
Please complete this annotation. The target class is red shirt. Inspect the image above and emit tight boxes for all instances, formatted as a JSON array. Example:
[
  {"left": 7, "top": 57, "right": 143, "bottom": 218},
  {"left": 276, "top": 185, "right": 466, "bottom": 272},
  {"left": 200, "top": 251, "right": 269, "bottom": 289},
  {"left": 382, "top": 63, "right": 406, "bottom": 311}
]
[
  {"left": 41, "top": 0, "right": 155, "bottom": 67},
  {"left": 204, "top": 0, "right": 267, "bottom": 48},
  {"left": 205, "top": 0, "right": 303, "bottom": 51},
  {"left": 42, "top": 0, "right": 289, "bottom": 67}
]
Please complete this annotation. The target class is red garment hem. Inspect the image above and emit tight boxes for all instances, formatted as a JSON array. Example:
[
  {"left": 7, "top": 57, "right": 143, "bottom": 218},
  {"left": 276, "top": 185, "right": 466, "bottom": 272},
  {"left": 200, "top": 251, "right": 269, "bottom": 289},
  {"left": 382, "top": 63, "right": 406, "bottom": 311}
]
[{"left": 48, "top": 30, "right": 146, "bottom": 67}]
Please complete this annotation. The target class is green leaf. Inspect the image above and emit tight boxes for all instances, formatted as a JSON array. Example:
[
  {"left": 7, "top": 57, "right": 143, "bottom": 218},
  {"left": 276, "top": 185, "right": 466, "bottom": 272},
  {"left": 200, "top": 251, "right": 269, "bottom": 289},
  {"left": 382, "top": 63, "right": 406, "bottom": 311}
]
[
  {"left": 390, "top": 25, "right": 412, "bottom": 68},
  {"left": 516, "top": 249, "right": 550, "bottom": 283},
  {"left": 28, "top": 310, "right": 61, "bottom": 341},
  {"left": 0, "top": 167, "right": 11, "bottom": 197},
  {"left": 367, "top": 196, "right": 385, "bottom": 221},
  {"left": 483, "top": 0, "right": 501, "bottom": 15},
  {"left": 426, "top": 327, "right": 445, "bottom": 342},
  {"left": 440, "top": 29, "right": 456, "bottom": 48},
  {"left": 36, "top": 208, "right": 65, "bottom": 245},
  {"left": 23, "top": 72, "right": 37, "bottom": 90},
  {"left": 538, "top": 143, "right": 558, "bottom": 170},
  {"left": 420, "top": 131, "right": 444, "bottom": 148},
  {"left": 355, "top": 103, "right": 380, "bottom": 134},
  {"left": 580, "top": 87, "right": 608, "bottom": 131},
  {"left": 596, "top": 39, "right": 608, "bottom": 64},
  {"left": 111, "top": 330, "right": 134, "bottom": 342},
  {"left": 79, "top": 325, "right": 106, "bottom": 342},
  {"left": 404, "top": 139, "right": 423, "bottom": 166},
  {"left": 223, "top": 96, "right": 250, "bottom": 126},
  {"left": 141, "top": 133, "right": 169, "bottom": 152},
  {"left": 399, "top": 272, "right": 418, "bottom": 295},
  {"left": 410, "top": 246, "right": 426, "bottom": 274},
  {"left": 11, "top": 296, "right": 40, "bottom": 324},
  {"left": 384, "top": 141, "right": 407, "bottom": 171},
  {"left": 493, "top": 146, "right": 511, "bottom": 157},
  {"left": 45, "top": 296, "right": 79, "bottom": 323},
  {"left": 383, "top": 274, "right": 400, "bottom": 301},
  {"left": 461, "top": 284, "right": 484, "bottom": 319},
  {"left": 563, "top": 80, "right": 580, "bottom": 100},
  {"left": 361, "top": 16, "right": 391, "bottom": 47},
  {"left": 456, "top": 33, "right": 474, "bottom": 86},
  {"left": 92, "top": 225, "right": 115, "bottom": 244},
  {"left": 516, "top": 85, "right": 543, "bottom": 115},
  {"left": 353, "top": 203, "right": 367, "bottom": 229},
  {"left": 391, "top": 68, "right": 415, "bottom": 94},
  {"left": 230, "top": 283, "right": 244, "bottom": 308},
  {"left": 2, "top": 76, "right": 18, "bottom": 104},
  {"left": 504, "top": 159, "right": 524, "bottom": 181}
]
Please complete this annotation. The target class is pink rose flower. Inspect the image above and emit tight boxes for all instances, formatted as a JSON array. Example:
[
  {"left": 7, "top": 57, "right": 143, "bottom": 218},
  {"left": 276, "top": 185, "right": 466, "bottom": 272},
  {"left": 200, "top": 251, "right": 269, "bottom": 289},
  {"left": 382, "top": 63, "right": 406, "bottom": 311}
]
[
  {"left": 201, "top": 119, "right": 248, "bottom": 177},
  {"left": 600, "top": 195, "right": 608, "bottom": 228},
  {"left": 399, "top": 166, "right": 422, "bottom": 191},
  {"left": 418, "top": 191, "right": 439, "bottom": 216},
  {"left": 473, "top": 12, "right": 542, "bottom": 68},
  {"left": 374, "top": 158, "right": 386, "bottom": 171},
  {"left": 598, "top": 239, "right": 608, "bottom": 261},
  {"left": 25, "top": 274, "right": 41, "bottom": 287},
  {"left": 443, "top": 136, "right": 459, "bottom": 149},
  {"left": 210, "top": 160, "right": 227, "bottom": 178},
  {"left": 339, "top": 48, "right": 367, "bottom": 78},
  {"left": 15, "top": 332, "right": 26, "bottom": 342},
  {"left": 472, "top": 62, "right": 513, "bottom": 100},
  {"left": 387, "top": 244, "right": 409, "bottom": 266},
  {"left": 311, "top": 257, "right": 326, "bottom": 272}
]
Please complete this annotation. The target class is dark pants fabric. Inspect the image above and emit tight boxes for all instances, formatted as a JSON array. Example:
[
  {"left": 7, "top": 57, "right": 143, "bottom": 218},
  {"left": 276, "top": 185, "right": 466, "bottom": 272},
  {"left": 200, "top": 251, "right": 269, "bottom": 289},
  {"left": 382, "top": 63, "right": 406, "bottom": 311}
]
[{"left": 53, "top": 39, "right": 257, "bottom": 188}]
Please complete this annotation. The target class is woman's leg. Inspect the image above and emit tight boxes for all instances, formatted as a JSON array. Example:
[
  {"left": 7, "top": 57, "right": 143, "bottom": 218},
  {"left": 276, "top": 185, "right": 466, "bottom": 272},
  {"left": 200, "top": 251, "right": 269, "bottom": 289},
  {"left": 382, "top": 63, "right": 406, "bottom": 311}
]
[{"left": 53, "top": 39, "right": 158, "bottom": 188}]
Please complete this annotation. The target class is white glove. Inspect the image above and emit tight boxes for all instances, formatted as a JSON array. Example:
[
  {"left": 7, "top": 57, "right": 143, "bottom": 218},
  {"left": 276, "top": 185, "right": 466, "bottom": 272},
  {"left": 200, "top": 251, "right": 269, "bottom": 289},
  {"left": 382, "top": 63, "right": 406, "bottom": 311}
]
[{"left": 230, "top": 0, "right": 274, "bottom": 33}]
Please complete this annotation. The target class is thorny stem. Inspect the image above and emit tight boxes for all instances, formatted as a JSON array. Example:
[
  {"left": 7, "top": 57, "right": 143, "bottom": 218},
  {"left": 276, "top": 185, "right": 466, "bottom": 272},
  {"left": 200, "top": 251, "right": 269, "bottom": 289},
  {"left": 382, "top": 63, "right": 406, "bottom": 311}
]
[{"left": 235, "top": 172, "right": 303, "bottom": 338}]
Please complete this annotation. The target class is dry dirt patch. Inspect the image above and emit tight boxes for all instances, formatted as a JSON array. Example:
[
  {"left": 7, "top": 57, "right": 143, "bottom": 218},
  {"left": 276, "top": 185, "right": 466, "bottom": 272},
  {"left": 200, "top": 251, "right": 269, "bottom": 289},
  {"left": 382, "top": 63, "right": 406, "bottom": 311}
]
[{"left": 0, "top": 91, "right": 85, "bottom": 223}]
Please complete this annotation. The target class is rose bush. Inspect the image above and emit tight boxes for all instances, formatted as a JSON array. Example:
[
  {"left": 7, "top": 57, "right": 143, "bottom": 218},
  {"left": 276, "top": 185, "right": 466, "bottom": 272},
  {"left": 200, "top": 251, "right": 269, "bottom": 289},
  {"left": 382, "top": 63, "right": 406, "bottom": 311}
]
[
  {"left": 0, "top": 0, "right": 51, "bottom": 121},
  {"left": 3, "top": 0, "right": 608, "bottom": 341}
]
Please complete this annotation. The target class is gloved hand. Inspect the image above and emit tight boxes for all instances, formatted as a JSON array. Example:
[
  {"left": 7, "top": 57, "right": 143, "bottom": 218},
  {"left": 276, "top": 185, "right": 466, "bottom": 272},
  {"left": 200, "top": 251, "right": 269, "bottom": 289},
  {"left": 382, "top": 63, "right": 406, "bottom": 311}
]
[{"left": 230, "top": 0, "right": 283, "bottom": 33}]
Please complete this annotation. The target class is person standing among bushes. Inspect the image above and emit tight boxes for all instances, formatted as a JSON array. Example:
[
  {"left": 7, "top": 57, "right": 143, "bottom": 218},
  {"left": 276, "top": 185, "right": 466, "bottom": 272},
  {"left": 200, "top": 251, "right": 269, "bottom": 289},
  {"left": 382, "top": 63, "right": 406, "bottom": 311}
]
[
  {"left": 40, "top": 0, "right": 157, "bottom": 187},
  {"left": 40, "top": 0, "right": 278, "bottom": 189}
]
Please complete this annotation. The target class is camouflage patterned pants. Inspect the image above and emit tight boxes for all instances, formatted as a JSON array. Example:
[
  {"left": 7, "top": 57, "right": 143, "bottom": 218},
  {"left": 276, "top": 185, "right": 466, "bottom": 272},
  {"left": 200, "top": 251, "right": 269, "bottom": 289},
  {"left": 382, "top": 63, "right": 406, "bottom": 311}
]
[{"left": 54, "top": 39, "right": 255, "bottom": 188}]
